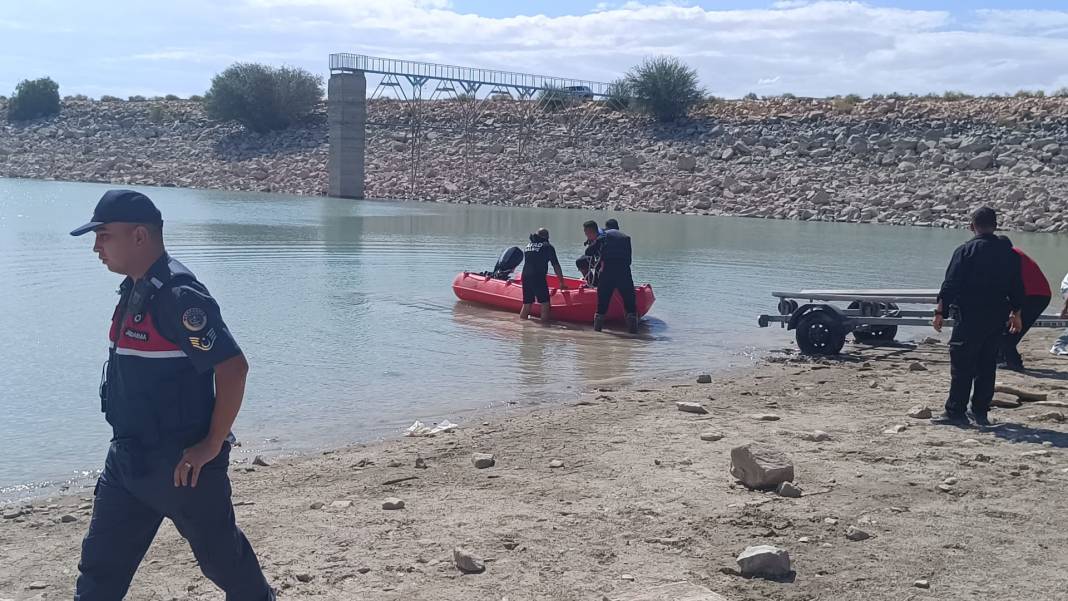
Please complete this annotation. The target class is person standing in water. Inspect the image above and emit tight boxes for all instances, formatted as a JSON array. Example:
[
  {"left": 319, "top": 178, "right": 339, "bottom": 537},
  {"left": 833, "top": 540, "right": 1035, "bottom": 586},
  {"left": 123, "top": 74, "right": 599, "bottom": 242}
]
[
  {"left": 584, "top": 218, "right": 639, "bottom": 334},
  {"left": 520, "top": 227, "right": 567, "bottom": 322}
]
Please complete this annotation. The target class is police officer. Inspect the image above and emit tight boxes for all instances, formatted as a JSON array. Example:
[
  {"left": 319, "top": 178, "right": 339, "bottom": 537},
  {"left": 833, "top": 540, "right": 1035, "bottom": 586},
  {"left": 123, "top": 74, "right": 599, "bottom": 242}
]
[
  {"left": 70, "top": 190, "right": 273, "bottom": 600},
  {"left": 932, "top": 207, "right": 1024, "bottom": 427},
  {"left": 584, "top": 218, "right": 639, "bottom": 334}
]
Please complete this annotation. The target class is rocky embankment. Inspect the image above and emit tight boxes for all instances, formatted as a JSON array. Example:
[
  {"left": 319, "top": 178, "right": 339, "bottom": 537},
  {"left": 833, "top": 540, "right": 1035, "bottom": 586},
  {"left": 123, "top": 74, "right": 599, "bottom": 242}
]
[{"left": 3, "top": 96, "right": 1068, "bottom": 232}]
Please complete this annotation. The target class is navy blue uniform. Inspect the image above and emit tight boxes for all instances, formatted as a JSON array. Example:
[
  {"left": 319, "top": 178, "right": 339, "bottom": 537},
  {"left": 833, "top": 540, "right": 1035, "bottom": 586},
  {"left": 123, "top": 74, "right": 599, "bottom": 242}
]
[
  {"left": 938, "top": 233, "right": 1024, "bottom": 419},
  {"left": 76, "top": 254, "right": 272, "bottom": 601},
  {"left": 585, "top": 229, "right": 637, "bottom": 315},
  {"left": 521, "top": 234, "right": 560, "bottom": 304}
]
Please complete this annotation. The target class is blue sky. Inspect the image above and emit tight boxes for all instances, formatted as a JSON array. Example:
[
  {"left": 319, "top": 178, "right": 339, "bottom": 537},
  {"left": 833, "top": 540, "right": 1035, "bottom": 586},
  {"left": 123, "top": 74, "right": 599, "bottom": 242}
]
[
  {"left": 2, "top": 1, "right": 1067, "bottom": 99},
  {"left": 451, "top": 1, "right": 1068, "bottom": 17}
]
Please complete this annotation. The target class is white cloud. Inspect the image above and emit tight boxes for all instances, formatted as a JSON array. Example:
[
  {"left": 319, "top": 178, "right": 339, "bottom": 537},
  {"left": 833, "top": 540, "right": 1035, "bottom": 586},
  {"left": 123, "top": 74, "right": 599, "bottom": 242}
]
[{"left": 4, "top": 1, "right": 1068, "bottom": 98}]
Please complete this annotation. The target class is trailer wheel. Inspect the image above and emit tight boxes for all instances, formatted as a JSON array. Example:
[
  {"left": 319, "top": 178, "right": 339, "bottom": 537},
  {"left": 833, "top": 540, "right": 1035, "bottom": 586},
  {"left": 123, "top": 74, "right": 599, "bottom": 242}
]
[
  {"left": 796, "top": 310, "right": 846, "bottom": 355},
  {"left": 847, "top": 301, "right": 900, "bottom": 344}
]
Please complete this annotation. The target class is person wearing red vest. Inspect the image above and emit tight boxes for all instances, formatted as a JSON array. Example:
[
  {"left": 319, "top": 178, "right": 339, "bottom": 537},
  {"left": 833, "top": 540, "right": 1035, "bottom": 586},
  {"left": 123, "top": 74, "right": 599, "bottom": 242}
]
[
  {"left": 70, "top": 190, "right": 274, "bottom": 600},
  {"left": 999, "top": 236, "right": 1051, "bottom": 370}
]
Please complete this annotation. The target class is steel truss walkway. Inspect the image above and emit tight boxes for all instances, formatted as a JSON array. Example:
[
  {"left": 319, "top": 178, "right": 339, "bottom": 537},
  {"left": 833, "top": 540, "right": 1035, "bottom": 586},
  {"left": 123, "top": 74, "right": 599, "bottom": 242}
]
[{"left": 329, "top": 53, "right": 615, "bottom": 100}]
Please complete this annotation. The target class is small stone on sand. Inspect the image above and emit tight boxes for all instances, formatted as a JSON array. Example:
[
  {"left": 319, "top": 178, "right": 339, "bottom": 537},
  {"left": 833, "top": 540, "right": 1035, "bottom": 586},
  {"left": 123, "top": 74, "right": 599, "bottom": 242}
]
[
  {"left": 777, "top": 481, "right": 802, "bottom": 498},
  {"left": 453, "top": 547, "right": 486, "bottom": 574},
  {"left": 472, "top": 453, "right": 496, "bottom": 469},
  {"left": 845, "top": 526, "right": 871, "bottom": 541},
  {"left": 907, "top": 405, "right": 932, "bottom": 419},
  {"left": 676, "top": 402, "right": 708, "bottom": 414},
  {"left": 382, "top": 498, "right": 405, "bottom": 510}
]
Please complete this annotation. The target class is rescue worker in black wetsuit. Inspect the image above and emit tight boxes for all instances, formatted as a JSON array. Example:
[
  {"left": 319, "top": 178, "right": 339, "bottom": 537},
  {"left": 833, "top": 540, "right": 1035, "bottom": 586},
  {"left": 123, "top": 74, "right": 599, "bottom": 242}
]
[
  {"left": 584, "top": 219, "right": 639, "bottom": 334},
  {"left": 931, "top": 207, "right": 1024, "bottom": 428},
  {"left": 70, "top": 190, "right": 274, "bottom": 601},
  {"left": 520, "top": 227, "right": 567, "bottom": 322},
  {"left": 576, "top": 220, "right": 603, "bottom": 286}
]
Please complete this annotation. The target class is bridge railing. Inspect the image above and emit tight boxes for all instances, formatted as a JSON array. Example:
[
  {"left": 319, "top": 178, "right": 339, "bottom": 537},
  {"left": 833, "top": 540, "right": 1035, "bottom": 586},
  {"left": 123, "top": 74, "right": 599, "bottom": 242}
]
[{"left": 329, "top": 53, "right": 616, "bottom": 97}]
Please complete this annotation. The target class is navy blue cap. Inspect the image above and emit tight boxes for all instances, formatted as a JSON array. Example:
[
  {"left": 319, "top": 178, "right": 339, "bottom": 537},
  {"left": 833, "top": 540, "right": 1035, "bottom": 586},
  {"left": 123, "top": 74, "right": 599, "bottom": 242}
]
[{"left": 70, "top": 189, "right": 163, "bottom": 236}]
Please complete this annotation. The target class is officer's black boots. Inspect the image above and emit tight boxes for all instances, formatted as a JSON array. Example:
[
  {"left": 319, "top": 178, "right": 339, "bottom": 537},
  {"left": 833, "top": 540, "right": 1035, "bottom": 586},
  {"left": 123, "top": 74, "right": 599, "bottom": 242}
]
[
  {"left": 626, "top": 313, "right": 639, "bottom": 334},
  {"left": 593, "top": 313, "right": 604, "bottom": 332},
  {"left": 930, "top": 411, "right": 969, "bottom": 427}
]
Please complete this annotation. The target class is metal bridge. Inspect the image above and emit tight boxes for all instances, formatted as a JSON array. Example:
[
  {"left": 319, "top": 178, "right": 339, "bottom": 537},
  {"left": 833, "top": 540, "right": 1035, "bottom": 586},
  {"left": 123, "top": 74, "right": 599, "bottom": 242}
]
[
  {"left": 328, "top": 52, "right": 630, "bottom": 203},
  {"left": 329, "top": 53, "right": 616, "bottom": 100}
]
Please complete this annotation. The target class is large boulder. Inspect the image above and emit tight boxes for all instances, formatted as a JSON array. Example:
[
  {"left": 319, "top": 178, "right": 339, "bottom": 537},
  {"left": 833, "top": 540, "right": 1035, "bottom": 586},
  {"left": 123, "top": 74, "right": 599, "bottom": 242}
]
[
  {"left": 730, "top": 444, "right": 795, "bottom": 490},
  {"left": 736, "top": 545, "right": 791, "bottom": 579}
]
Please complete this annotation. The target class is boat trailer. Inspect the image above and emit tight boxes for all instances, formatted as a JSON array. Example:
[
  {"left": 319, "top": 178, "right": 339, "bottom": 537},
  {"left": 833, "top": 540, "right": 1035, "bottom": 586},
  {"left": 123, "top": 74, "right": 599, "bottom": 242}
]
[{"left": 758, "top": 289, "right": 1068, "bottom": 355}]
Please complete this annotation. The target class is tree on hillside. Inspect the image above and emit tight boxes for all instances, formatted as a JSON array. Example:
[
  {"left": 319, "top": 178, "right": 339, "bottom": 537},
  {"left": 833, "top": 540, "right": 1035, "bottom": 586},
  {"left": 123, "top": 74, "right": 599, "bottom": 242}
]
[
  {"left": 625, "top": 56, "right": 703, "bottom": 122},
  {"left": 7, "top": 77, "right": 60, "bottom": 122},
  {"left": 203, "top": 63, "right": 323, "bottom": 133}
]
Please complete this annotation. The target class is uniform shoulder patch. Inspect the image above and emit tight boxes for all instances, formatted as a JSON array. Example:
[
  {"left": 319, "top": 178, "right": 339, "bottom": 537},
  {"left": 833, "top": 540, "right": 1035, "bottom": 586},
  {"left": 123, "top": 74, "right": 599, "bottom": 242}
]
[{"left": 182, "top": 307, "right": 208, "bottom": 332}]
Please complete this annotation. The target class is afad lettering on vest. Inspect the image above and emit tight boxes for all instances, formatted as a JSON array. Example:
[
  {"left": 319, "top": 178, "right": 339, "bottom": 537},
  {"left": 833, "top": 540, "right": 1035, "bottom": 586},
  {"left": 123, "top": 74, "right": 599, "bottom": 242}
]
[{"left": 109, "top": 306, "right": 187, "bottom": 359}]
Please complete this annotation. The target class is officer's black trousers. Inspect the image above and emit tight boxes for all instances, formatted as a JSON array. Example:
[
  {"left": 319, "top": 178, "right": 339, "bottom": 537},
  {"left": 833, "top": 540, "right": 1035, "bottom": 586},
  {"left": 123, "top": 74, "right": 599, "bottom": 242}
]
[
  {"left": 1000, "top": 294, "right": 1050, "bottom": 367},
  {"left": 946, "top": 318, "right": 1003, "bottom": 418},
  {"left": 75, "top": 441, "right": 272, "bottom": 601},
  {"left": 596, "top": 268, "right": 637, "bottom": 316}
]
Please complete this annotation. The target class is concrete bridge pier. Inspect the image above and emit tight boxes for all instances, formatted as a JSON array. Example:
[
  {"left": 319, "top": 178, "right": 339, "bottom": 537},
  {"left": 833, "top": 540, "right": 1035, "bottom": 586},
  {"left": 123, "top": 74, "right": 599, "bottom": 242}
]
[{"left": 328, "top": 72, "right": 366, "bottom": 199}]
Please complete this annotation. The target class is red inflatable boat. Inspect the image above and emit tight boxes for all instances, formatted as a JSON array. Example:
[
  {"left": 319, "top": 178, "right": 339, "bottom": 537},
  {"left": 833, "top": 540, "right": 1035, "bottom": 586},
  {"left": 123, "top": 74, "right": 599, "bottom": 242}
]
[{"left": 452, "top": 273, "right": 655, "bottom": 322}]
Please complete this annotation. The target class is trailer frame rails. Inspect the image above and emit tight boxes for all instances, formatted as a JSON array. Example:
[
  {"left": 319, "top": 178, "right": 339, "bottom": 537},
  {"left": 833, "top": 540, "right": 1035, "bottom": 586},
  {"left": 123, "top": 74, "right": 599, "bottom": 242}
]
[{"left": 757, "top": 289, "right": 1068, "bottom": 355}]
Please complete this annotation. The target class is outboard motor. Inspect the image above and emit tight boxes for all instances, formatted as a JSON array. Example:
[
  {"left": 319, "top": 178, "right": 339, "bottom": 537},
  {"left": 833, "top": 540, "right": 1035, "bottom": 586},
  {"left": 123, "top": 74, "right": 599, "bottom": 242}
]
[{"left": 481, "top": 246, "right": 523, "bottom": 280}]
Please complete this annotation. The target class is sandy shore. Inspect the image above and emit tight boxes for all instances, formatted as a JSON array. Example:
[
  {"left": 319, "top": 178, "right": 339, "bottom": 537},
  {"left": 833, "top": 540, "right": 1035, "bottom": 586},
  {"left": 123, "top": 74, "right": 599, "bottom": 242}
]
[{"left": 2, "top": 332, "right": 1068, "bottom": 600}]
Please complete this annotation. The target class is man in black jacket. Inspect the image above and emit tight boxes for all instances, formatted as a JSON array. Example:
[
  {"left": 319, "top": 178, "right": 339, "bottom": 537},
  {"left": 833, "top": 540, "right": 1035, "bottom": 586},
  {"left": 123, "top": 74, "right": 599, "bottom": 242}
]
[
  {"left": 932, "top": 207, "right": 1024, "bottom": 427},
  {"left": 584, "top": 219, "right": 638, "bottom": 334}
]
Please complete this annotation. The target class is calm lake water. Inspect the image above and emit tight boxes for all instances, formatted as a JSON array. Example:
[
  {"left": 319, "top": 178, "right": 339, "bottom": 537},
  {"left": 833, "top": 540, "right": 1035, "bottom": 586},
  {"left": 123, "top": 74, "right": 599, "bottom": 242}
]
[{"left": 2, "top": 177, "right": 1067, "bottom": 499}]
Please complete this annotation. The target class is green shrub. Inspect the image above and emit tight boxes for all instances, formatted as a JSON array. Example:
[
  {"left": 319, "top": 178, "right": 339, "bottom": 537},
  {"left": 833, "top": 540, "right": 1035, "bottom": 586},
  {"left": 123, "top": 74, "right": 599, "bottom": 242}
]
[
  {"left": 1014, "top": 89, "right": 1045, "bottom": 98},
  {"left": 743, "top": 92, "right": 758, "bottom": 101},
  {"left": 1054, "top": 87, "right": 1068, "bottom": 98},
  {"left": 606, "top": 77, "right": 632, "bottom": 111},
  {"left": 842, "top": 93, "right": 863, "bottom": 104},
  {"left": 188, "top": 94, "right": 204, "bottom": 102},
  {"left": 100, "top": 95, "right": 123, "bottom": 102},
  {"left": 941, "top": 90, "right": 972, "bottom": 101},
  {"left": 780, "top": 92, "right": 797, "bottom": 100},
  {"left": 7, "top": 77, "right": 61, "bottom": 122},
  {"left": 64, "top": 94, "right": 90, "bottom": 102},
  {"left": 164, "top": 94, "right": 181, "bottom": 101},
  {"left": 128, "top": 95, "right": 146, "bottom": 102},
  {"left": 203, "top": 63, "right": 323, "bottom": 133},
  {"left": 626, "top": 56, "right": 704, "bottom": 122}
]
